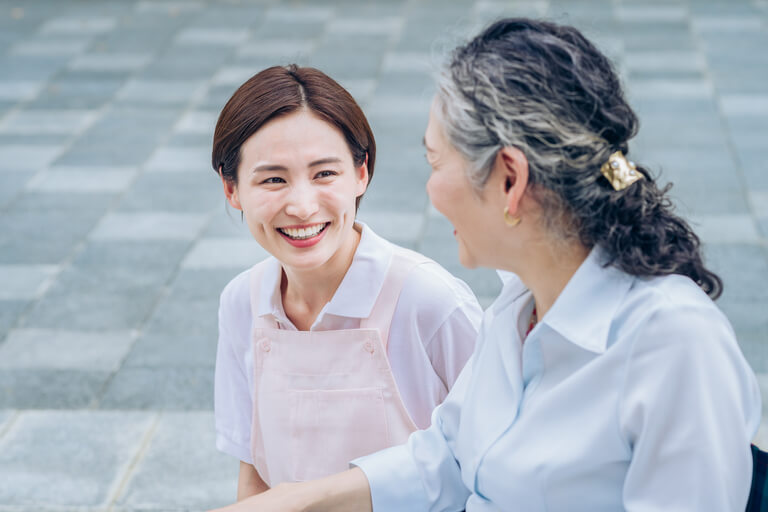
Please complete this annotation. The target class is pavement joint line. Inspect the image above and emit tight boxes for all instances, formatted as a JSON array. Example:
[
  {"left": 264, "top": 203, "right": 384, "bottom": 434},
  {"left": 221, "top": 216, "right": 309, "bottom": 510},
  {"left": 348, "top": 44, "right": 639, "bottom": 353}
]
[
  {"left": 0, "top": 409, "right": 21, "bottom": 442},
  {"left": 104, "top": 411, "right": 162, "bottom": 510}
]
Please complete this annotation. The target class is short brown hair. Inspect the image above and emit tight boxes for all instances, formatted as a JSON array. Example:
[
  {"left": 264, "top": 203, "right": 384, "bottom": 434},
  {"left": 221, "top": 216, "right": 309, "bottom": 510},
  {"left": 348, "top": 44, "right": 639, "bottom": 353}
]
[{"left": 211, "top": 64, "right": 376, "bottom": 210}]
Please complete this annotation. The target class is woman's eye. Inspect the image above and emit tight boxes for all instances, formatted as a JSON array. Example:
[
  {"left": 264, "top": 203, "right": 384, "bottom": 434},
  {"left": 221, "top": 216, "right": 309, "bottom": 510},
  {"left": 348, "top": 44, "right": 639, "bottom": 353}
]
[
  {"left": 315, "top": 170, "right": 337, "bottom": 179},
  {"left": 261, "top": 176, "right": 285, "bottom": 184}
]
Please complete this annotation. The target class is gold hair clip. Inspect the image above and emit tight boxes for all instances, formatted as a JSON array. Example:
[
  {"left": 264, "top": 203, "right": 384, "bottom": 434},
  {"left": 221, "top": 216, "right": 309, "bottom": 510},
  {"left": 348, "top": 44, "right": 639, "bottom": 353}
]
[{"left": 600, "top": 151, "right": 642, "bottom": 191}]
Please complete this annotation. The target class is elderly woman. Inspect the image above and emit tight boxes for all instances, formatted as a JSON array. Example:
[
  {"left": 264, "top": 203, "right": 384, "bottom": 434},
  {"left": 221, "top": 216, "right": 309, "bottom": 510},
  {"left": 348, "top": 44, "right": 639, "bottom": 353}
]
[{"left": 211, "top": 18, "right": 761, "bottom": 512}]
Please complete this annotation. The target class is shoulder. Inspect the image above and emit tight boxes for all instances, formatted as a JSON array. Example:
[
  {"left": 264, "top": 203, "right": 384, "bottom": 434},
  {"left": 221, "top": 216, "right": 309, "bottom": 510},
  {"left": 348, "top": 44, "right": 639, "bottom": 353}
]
[
  {"left": 396, "top": 248, "right": 480, "bottom": 315},
  {"left": 219, "top": 257, "right": 275, "bottom": 319},
  {"left": 617, "top": 273, "right": 739, "bottom": 363}
]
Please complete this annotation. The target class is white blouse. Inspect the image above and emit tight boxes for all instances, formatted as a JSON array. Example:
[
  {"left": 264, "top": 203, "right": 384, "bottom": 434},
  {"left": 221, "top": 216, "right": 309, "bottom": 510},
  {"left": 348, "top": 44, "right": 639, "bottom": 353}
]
[
  {"left": 214, "top": 223, "right": 482, "bottom": 465},
  {"left": 355, "top": 247, "right": 762, "bottom": 511}
]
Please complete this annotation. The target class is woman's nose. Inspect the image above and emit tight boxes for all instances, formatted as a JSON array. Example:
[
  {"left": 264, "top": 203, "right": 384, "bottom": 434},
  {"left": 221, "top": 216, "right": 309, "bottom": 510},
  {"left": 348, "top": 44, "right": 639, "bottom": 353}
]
[{"left": 284, "top": 183, "right": 319, "bottom": 219}]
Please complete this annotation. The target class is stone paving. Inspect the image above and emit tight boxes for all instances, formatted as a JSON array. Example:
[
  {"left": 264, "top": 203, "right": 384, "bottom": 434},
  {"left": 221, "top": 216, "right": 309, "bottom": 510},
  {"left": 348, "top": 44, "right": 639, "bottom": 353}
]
[{"left": 0, "top": 0, "right": 766, "bottom": 510}]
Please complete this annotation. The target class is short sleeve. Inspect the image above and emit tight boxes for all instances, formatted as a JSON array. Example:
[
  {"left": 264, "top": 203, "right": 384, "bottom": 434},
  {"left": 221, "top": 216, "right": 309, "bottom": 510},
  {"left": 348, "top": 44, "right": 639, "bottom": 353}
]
[
  {"left": 424, "top": 303, "right": 481, "bottom": 390},
  {"left": 214, "top": 272, "right": 254, "bottom": 464},
  {"left": 619, "top": 302, "right": 762, "bottom": 510}
]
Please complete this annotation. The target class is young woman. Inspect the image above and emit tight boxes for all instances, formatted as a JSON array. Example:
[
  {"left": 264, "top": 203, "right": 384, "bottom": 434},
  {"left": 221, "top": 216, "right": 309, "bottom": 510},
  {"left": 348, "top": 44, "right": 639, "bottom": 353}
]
[
  {"left": 211, "top": 18, "right": 762, "bottom": 511},
  {"left": 210, "top": 65, "right": 481, "bottom": 498}
]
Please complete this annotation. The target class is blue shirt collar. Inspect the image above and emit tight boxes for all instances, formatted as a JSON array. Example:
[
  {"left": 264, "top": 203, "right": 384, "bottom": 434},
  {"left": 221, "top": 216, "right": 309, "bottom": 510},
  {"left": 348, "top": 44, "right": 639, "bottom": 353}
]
[
  {"left": 542, "top": 246, "right": 635, "bottom": 353},
  {"left": 493, "top": 247, "right": 635, "bottom": 354}
]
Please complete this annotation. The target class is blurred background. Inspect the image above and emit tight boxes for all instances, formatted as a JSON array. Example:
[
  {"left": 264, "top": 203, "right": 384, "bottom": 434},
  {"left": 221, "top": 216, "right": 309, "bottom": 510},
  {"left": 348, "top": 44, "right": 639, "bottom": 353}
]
[{"left": 0, "top": 0, "right": 766, "bottom": 510}]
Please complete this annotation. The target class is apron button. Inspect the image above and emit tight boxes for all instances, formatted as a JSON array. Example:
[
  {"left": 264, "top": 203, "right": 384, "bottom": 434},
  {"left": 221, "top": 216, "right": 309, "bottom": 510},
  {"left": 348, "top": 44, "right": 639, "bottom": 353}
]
[
  {"left": 261, "top": 340, "right": 271, "bottom": 352},
  {"left": 364, "top": 341, "right": 374, "bottom": 353}
]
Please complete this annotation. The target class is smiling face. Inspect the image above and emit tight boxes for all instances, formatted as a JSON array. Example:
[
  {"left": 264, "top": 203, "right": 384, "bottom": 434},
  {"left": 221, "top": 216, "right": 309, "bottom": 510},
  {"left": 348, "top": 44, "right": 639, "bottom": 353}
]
[
  {"left": 424, "top": 105, "right": 497, "bottom": 269},
  {"left": 223, "top": 110, "right": 368, "bottom": 273}
]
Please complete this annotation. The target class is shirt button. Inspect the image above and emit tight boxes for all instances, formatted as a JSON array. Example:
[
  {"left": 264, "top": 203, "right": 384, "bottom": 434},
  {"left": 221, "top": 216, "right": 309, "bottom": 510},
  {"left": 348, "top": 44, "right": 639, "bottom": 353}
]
[{"left": 364, "top": 341, "right": 375, "bottom": 353}]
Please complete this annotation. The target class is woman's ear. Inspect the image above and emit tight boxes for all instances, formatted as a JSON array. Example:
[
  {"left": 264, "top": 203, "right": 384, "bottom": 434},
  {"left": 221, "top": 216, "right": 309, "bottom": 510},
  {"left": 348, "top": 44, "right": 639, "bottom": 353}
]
[
  {"left": 355, "top": 152, "right": 370, "bottom": 197},
  {"left": 220, "top": 170, "right": 242, "bottom": 211},
  {"left": 495, "top": 146, "right": 529, "bottom": 216}
]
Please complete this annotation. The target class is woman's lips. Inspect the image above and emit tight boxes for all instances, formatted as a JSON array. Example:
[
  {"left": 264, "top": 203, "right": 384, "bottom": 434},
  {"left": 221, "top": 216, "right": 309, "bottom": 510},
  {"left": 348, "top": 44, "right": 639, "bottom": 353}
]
[{"left": 276, "top": 222, "right": 329, "bottom": 248}]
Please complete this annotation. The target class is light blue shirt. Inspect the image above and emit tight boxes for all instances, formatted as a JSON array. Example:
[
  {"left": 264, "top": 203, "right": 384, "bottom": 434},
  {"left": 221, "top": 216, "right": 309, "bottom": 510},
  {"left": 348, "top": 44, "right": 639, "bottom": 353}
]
[{"left": 354, "top": 247, "right": 761, "bottom": 511}]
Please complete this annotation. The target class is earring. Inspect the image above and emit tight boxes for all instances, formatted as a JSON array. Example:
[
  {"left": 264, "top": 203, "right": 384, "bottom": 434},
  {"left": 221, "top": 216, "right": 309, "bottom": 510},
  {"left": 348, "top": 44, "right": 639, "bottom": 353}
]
[{"left": 503, "top": 207, "right": 521, "bottom": 227}]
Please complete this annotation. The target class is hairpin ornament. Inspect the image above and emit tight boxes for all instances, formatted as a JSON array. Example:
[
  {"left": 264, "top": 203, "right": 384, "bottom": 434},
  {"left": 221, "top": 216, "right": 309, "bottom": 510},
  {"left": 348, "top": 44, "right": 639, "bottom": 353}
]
[{"left": 600, "top": 151, "right": 643, "bottom": 191}]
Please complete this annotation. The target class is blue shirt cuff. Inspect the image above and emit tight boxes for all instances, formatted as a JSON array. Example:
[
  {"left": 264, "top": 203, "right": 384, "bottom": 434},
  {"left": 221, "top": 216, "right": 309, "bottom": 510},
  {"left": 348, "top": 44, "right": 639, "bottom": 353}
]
[{"left": 351, "top": 444, "right": 430, "bottom": 511}]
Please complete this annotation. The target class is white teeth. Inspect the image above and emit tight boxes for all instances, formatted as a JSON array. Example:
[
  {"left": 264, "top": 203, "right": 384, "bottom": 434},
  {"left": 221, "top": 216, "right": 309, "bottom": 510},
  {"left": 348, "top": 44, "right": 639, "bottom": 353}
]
[{"left": 279, "top": 223, "right": 327, "bottom": 240}]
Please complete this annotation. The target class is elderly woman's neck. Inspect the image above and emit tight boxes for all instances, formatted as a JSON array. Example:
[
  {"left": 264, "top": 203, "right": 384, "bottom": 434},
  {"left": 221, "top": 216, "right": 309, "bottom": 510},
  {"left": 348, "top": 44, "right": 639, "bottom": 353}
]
[{"left": 517, "top": 239, "right": 590, "bottom": 320}]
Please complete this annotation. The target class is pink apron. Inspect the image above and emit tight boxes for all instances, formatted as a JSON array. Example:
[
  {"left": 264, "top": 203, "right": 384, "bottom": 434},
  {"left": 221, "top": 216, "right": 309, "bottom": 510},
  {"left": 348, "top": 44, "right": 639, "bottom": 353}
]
[{"left": 248, "top": 248, "right": 428, "bottom": 486}]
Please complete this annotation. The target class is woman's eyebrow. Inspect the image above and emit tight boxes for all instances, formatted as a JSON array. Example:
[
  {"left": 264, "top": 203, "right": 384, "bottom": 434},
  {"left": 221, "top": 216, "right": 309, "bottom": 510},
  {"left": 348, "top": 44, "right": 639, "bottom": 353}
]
[
  {"left": 308, "top": 157, "right": 342, "bottom": 167},
  {"left": 253, "top": 164, "right": 287, "bottom": 172}
]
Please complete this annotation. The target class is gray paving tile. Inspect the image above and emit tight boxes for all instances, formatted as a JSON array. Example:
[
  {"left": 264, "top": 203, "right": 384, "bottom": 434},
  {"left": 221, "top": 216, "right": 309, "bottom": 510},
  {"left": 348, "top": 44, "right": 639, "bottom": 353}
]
[
  {"left": 139, "top": 47, "right": 232, "bottom": 80},
  {"left": 182, "top": 238, "right": 269, "bottom": 269},
  {"left": 720, "top": 301, "right": 768, "bottom": 373},
  {"left": 40, "top": 16, "right": 117, "bottom": 35},
  {"left": 135, "top": 0, "right": 205, "bottom": 14},
  {"left": 720, "top": 94, "right": 768, "bottom": 116},
  {"left": 8, "top": 38, "right": 92, "bottom": 57},
  {"left": 145, "top": 146, "right": 212, "bottom": 172},
  {"left": 28, "top": 75, "right": 126, "bottom": 109},
  {"left": 115, "top": 412, "right": 237, "bottom": 510},
  {"left": 0, "top": 411, "right": 154, "bottom": 506},
  {"left": 693, "top": 16, "right": 764, "bottom": 33},
  {"left": 0, "top": 329, "right": 134, "bottom": 371},
  {"left": 262, "top": 5, "right": 334, "bottom": 23},
  {"left": 26, "top": 166, "right": 137, "bottom": 193},
  {"left": 99, "top": 367, "right": 214, "bottom": 409},
  {"left": 22, "top": 288, "right": 159, "bottom": 330},
  {"left": 737, "top": 148, "right": 768, "bottom": 189},
  {"left": 116, "top": 79, "right": 207, "bottom": 105},
  {"left": 0, "top": 265, "right": 57, "bottom": 301},
  {"left": 0, "top": 109, "right": 98, "bottom": 134},
  {"left": 237, "top": 38, "right": 315, "bottom": 59},
  {"left": 704, "top": 244, "right": 768, "bottom": 304},
  {"left": 374, "top": 71, "right": 435, "bottom": 97},
  {"left": 0, "top": 300, "right": 28, "bottom": 341},
  {"left": 174, "top": 28, "right": 250, "bottom": 46},
  {"left": 173, "top": 109, "right": 218, "bottom": 136},
  {"left": 91, "top": 212, "right": 208, "bottom": 241},
  {"left": 0, "top": 209, "right": 102, "bottom": 264},
  {"left": 689, "top": 214, "right": 761, "bottom": 245},
  {"left": 0, "top": 55, "right": 67, "bottom": 81},
  {"left": 0, "top": 170, "right": 31, "bottom": 208},
  {"left": 203, "top": 206, "right": 252, "bottom": 238},
  {"left": 68, "top": 53, "right": 153, "bottom": 72},
  {"left": 358, "top": 211, "right": 426, "bottom": 246},
  {"left": 0, "top": 80, "right": 43, "bottom": 101},
  {"left": 0, "top": 144, "right": 63, "bottom": 171},
  {"left": 167, "top": 267, "right": 242, "bottom": 302},
  {"left": 616, "top": 4, "right": 689, "bottom": 22},
  {"left": 117, "top": 170, "right": 219, "bottom": 213},
  {"left": 47, "top": 240, "right": 192, "bottom": 296},
  {"left": 143, "top": 296, "right": 218, "bottom": 339},
  {"left": 0, "top": 410, "right": 15, "bottom": 436},
  {"left": 9, "top": 190, "right": 115, "bottom": 216},
  {"left": 0, "top": 369, "right": 110, "bottom": 408},
  {"left": 123, "top": 331, "right": 216, "bottom": 368},
  {"left": 55, "top": 106, "right": 181, "bottom": 166}
]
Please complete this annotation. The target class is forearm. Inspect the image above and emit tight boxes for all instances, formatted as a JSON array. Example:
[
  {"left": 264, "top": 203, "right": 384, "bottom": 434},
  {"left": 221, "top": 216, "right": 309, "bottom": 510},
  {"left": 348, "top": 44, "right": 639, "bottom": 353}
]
[
  {"left": 209, "top": 468, "right": 372, "bottom": 512},
  {"left": 291, "top": 468, "right": 372, "bottom": 512}
]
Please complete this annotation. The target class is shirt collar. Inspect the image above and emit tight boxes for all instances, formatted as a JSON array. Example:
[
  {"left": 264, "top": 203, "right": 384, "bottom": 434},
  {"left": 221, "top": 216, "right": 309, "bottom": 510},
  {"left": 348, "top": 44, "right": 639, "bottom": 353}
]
[
  {"left": 540, "top": 246, "right": 635, "bottom": 354},
  {"left": 255, "top": 222, "right": 393, "bottom": 322}
]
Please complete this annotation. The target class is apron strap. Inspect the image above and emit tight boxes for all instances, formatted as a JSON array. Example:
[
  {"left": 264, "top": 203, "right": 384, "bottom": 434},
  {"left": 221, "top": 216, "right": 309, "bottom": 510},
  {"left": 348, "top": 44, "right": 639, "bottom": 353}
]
[
  {"left": 360, "top": 247, "right": 431, "bottom": 351},
  {"left": 249, "top": 258, "right": 280, "bottom": 330}
]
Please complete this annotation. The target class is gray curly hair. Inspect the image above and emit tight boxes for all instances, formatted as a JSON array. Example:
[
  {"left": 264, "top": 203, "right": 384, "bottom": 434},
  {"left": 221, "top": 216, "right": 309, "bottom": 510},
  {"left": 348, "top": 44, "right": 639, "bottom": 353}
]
[{"left": 433, "top": 18, "right": 723, "bottom": 298}]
